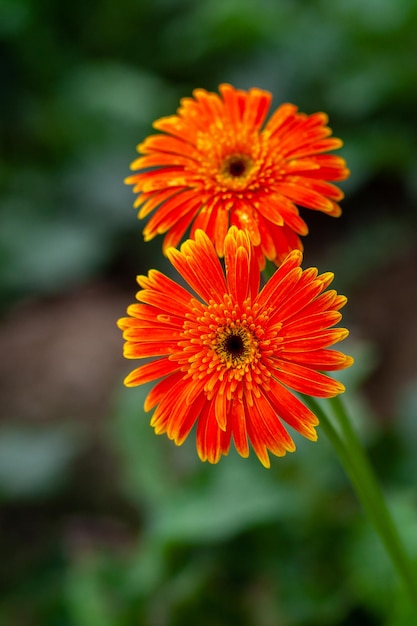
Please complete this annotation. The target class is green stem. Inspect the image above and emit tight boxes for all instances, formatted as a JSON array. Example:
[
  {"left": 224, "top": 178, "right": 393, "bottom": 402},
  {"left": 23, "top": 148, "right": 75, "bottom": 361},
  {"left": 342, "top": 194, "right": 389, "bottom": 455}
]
[{"left": 305, "top": 395, "right": 417, "bottom": 611}]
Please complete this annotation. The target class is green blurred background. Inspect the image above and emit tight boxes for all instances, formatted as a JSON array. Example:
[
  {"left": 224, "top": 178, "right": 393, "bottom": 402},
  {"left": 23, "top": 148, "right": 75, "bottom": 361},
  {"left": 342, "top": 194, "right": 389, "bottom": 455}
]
[{"left": 1, "top": 0, "right": 417, "bottom": 624}]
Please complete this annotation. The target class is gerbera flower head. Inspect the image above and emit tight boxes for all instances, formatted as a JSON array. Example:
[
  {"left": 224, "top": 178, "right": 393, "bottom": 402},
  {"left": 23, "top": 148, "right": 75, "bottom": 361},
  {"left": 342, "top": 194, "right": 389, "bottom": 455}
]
[
  {"left": 125, "top": 83, "right": 349, "bottom": 268},
  {"left": 118, "top": 227, "right": 353, "bottom": 467}
]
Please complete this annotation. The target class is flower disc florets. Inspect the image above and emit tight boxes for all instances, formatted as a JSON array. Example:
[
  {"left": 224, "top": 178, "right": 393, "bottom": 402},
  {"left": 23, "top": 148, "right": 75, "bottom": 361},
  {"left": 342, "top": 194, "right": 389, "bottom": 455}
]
[{"left": 178, "top": 296, "right": 274, "bottom": 402}]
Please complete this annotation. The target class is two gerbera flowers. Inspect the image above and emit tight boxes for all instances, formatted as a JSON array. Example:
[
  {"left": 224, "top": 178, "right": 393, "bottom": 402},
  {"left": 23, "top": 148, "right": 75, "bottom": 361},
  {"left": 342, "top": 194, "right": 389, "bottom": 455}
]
[{"left": 118, "top": 83, "right": 353, "bottom": 467}]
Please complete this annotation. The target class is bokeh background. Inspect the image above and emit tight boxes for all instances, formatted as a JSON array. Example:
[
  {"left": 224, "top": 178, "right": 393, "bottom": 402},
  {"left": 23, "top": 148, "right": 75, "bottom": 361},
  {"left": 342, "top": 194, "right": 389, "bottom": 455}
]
[{"left": 1, "top": 1, "right": 417, "bottom": 624}]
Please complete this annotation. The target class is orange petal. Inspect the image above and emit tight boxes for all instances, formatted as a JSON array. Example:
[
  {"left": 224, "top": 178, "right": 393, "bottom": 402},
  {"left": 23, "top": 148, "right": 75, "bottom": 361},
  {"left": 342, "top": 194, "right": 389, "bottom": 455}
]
[
  {"left": 271, "top": 359, "right": 346, "bottom": 397},
  {"left": 266, "top": 378, "right": 319, "bottom": 440},
  {"left": 124, "top": 358, "right": 179, "bottom": 386}
]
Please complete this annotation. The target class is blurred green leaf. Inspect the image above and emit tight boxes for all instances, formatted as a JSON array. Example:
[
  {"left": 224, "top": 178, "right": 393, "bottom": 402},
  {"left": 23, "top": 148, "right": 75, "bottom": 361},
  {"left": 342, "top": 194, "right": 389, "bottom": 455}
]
[
  {"left": 0, "top": 424, "right": 84, "bottom": 499},
  {"left": 152, "top": 457, "right": 299, "bottom": 544},
  {"left": 110, "top": 386, "right": 178, "bottom": 511},
  {"left": 60, "top": 63, "right": 174, "bottom": 127},
  {"left": 66, "top": 555, "right": 118, "bottom": 626},
  {"left": 346, "top": 490, "right": 417, "bottom": 625},
  {"left": 0, "top": 0, "right": 30, "bottom": 37},
  {"left": 0, "top": 202, "right": 107, "bottom": 296}
]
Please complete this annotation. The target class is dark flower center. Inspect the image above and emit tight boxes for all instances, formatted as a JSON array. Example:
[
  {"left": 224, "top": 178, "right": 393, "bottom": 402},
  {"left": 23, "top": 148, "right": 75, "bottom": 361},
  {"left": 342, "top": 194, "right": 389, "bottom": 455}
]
[
  {"left": 222, "top": 154, "right": 253, "bottom": 179},
  {"left": 228, "top": 158, "right": 246, "bottom": 177},
  {"left": 214, "top": 325, "right": 256, "bottom": 368},
  {"left": 225, "top": 333, "right": 245, "bottom": 357}
]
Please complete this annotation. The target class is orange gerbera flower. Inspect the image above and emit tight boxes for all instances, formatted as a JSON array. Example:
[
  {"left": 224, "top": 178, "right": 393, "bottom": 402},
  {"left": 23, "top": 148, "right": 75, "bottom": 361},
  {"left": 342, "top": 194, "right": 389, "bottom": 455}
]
[
  {"left": 118, "top": 227, "right": 353, "bottom": 467},
  {"left": 125, "top": 84, "right": 349, "bottom": 267}
]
